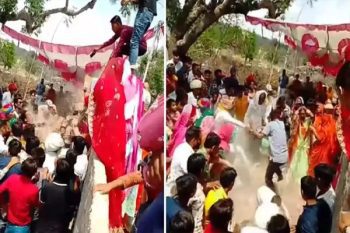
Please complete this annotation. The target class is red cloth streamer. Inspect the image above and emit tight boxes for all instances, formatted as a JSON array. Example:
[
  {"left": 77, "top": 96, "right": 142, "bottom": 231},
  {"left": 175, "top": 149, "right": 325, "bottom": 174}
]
[{"left": 92, "top": 57, "right": 126, "bottom": 229}]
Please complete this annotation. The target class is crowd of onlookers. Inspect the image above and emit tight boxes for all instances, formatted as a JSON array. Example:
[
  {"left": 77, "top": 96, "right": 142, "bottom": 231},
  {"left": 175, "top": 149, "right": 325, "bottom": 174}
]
[
  {"left": 165, "top": 49, "right": 345, "bottom": 233},
  {"left": 0, "top": 79, "right": 90, "bottom": 233}
]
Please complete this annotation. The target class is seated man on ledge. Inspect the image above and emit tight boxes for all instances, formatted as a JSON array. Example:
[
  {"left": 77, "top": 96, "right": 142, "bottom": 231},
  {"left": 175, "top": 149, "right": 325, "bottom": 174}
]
[{"left": 90, "top": 15, "right": 147, "bottom": 69}]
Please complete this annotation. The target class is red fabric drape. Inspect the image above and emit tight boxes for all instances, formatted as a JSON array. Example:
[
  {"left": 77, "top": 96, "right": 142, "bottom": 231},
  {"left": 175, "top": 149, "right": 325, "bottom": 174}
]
[{"left": 92, "top": 58, "right": 126, "bottom": 228}]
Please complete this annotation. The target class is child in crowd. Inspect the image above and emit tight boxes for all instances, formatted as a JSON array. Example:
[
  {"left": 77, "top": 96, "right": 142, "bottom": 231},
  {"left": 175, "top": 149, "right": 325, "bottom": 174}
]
[
  {"left": 170, "top": 211, "right": 195, "bottom": 233},
  {"left": 167, "top": 174, "right": 197, "bottom": 232},
  {"left": 204, "top": 167, "right": 237, "bottom": 218},
  {"left": 205, "top": 198, "right": 234, "bottom": 233}
]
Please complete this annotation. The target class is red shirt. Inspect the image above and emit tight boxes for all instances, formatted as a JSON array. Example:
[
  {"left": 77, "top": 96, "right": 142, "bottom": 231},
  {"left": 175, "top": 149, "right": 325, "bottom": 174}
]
[
  {"left": 204, "top": 223, "right": 221, "bottom": 233},
  {"left": 102, "top": 25, "right": 147, "bottom": 58},
  {"left": 0, "top": 174, "right": 39, "bottom": 226}
]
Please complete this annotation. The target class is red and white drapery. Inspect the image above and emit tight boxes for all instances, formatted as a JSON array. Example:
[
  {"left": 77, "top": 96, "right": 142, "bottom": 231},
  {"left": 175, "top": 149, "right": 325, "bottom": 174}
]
[
  {"left": 1, "top": 24, "right": 164, "bottom": 81},
  {"left": 245, "top": 15, "right": 350, "bottom": 76}
]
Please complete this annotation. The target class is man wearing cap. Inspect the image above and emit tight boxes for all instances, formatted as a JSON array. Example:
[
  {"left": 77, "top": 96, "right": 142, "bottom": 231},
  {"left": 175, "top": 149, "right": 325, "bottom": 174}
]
[
  {"left": 1, "top": 83, "right": 17, "bottom": 107},
  {"left": 188, "top": 79, "right": 202, "bottom": 107}
]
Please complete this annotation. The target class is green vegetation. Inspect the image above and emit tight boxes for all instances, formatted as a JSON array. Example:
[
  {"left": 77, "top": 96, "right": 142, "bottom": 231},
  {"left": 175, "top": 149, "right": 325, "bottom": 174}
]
[
  {"left": 139, "top": 51, "right": 164, "bottom": 97},
  {"left": 0, "top": 40, "right": 16, "bottom": 69}
]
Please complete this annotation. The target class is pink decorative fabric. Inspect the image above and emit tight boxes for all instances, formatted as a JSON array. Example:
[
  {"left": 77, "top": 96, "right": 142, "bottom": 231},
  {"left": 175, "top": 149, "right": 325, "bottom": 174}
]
[
  {"left": 1, "top": 24, "right": 164, "bottom": 80},
  {"left": 138, "top": 95, "right": 164, "bottom": 153},
  {"left": 245, "top": 15, "right": 350, "bottom": 76}
]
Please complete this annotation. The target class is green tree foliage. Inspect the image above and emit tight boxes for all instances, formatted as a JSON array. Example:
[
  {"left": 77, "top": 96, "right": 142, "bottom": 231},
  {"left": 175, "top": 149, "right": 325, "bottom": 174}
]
[
  {"left": 188, "top": 24, "right": 244, "bottom": 59},
  {"left": 139, "top": 51, "right": 164, "bottom": 97},
  {"left": 0, "top": 40, "right": 16, "bottom": 69},
  {"left": 24, "top": 52, "right": 41, "bottom": 75},
  {"left": 240, "top": 31, "right": 257, "bottom": 63},
  {"left": 0, "top": 0, "right": 17, "bottom": 24},
  {"left": 189, "top": 24, "right": 257, "bottom": 63}
]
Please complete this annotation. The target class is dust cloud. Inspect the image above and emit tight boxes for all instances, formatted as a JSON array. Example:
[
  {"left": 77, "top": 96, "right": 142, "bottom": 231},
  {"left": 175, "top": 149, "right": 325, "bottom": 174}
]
[{"left": 223, "top": 128, "right": 304, "bottom": 225}]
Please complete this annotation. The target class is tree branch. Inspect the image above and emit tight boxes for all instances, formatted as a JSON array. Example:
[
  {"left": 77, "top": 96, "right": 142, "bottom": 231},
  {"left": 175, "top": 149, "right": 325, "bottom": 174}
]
[
  {"left": 43, "top": 0, "right": 97, "bottom": 17},
  {"left": 10, "top": 0, "right": 98, "bottom": 33}
]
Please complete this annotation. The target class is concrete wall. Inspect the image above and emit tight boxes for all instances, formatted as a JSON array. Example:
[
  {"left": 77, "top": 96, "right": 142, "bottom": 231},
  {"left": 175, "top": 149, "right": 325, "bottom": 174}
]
[{"left": 73, "top": 151, "right": 109, "bottom": 233}]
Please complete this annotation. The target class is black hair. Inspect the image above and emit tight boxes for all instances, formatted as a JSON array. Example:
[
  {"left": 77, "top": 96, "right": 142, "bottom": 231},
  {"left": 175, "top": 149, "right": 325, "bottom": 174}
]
[
  {"left": 267, "top": 214, "right": 290, "bottom": 233},
  {"left": 25, "top": 136, "right": 40, "bottom": 155},
  {"left": 209, "top": 198, "right": 234, "bottom": 232},
  {"left": 187, "top": 153, "right": 207, "bottom": 178},
  {"left": 175, "top": 88, "right": 188, "bottom": 106},
  {"left": 300, "top": 176, "right": 317, "bottom": 199},
  {"left": 13, "top": 97, "right": 22, "bottom": 105},
  {"left": 21, "top": 157, "right": 38, "bottom": 179},
  {"left": 182, "top": 56, "right": 192, "bottom": 64},
  {"left": 22, "top": 124, "right": 35, "bottom": 141},
  {"left": 204, "top": 132, "right": 221, "bottom": 149},
  {"left": 31, "top": 147, "right": 45, "bottom": 168},
  {"left": 175, "top": 174, "right": 197, "bottom": 201},
  {"left": 110, "top": 15, "right": 122, "bottom": 24},
  {"left": 11, "top": 122, "right": 23, "bottom": 138},
  {"left": 270, "top": 109, "right": 281, "bottom": 121},
  {"left": 8, "top": 139, "right": 22, "bottom": 157},
  {"left": 55, "top": 158, "right": 71, "bottom": 184},
  {"left": 214, "top": 69, "right": 222, "bottom": 77},
  {"left": 72, "top": 136, "right": 86, "bottom": 155},
  {"left": 170, "top": 211, "right": 195, "bottom": 233},
  {"left": 172, "top": 49, "right": 179, "bottom": 57},
  {"left": 314, "top": 163, "right": 336, "bottom": 185},
  {"left": 167, "top": 99, "right": 176, "bottom": 109},
  {"left": 336, "top": 61, "right": 350, "bottom": 90},
  {"left": 185, "top": 126, "right": 201, "bottom": 144},
  {"left": 204, "top": 70, "right": 212, "bottom": 75},
  {"left": 66, "top": 149, "right": 78, "bottom": 172},
  {"left": 220, "top": 167, "right": 237, "bottom": 189}
]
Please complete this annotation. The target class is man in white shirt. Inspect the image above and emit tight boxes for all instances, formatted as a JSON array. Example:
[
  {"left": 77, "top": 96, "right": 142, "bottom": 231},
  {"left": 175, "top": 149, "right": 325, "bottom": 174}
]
[
  {"left": 314, "top": 163, "right": 336, "bottom": 211},
  {"left": 0, "top": 121, "right": 10, "bottom": 156},
  {"left": 167, "top": 50, "right": 183, "bottom": 72},
  {"left": 188, "top": 79, "right": 202, "bottom": 107},
  {"left": 166, "top": 126, "right": 202, "bottom": 196}
]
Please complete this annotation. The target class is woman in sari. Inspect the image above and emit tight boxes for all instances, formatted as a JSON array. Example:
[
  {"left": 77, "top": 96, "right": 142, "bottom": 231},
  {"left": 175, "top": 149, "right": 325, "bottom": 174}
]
[
  {"left": 167, "top": 89, "right": 197, "bottom": 158},
  {"left": 289, "top": 106, "right": 313, "bottom": 182},
  {"left": 308, "top": 102, "right": 337, "bottom": 177},
  {"left": 92, "top": 58, "right": 126, "bottom": 231}
]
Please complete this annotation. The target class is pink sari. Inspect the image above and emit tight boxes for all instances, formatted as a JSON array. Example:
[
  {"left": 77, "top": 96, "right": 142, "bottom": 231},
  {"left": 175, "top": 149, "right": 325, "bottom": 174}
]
[{"left": 167, "top": 104, "right": 196, "bottom": 157}]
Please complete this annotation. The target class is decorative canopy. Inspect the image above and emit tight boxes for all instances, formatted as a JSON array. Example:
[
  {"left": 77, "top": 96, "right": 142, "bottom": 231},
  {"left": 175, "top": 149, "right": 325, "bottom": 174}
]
[
  {"left": 1, "top": 23, "right": 164, "bottom": 81},
  {"left": 246, "top": 15, "right": 350, "bottom": 76}
]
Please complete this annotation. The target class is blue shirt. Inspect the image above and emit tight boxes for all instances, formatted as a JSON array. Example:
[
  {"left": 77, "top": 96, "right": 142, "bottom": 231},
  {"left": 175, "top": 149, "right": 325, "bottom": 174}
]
[
  {"left": 0, "top": 156, "right": 22, "bottom": 183},
  {"left": 136, "top": 192, "right": 164, "bottom": 233},
  {"left": 296, "top": 199, "right": 332, "bottom": 233},
  {"left": 166, "top": 197, "right": 187, "bottom": 233},
  {"left": 279, "top": 75, "right": 289, "bottom": 88}
]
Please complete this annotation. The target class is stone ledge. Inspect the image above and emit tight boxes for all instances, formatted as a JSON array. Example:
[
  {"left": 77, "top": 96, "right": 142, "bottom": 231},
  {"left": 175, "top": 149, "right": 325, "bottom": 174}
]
[{"left": 73, "top": 150, "right": 109, "bottom": 233}]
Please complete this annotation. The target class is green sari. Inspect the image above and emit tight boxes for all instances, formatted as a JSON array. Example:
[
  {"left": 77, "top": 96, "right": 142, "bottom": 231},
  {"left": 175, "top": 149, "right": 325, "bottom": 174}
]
[{"left": 290, "top": 120, "right": 311, "bottom": 182}]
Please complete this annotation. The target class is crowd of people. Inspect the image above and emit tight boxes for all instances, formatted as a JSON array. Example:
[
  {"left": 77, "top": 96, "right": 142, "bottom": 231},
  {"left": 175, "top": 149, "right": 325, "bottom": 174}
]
[
  {"left": 165, "top": 50, "right": 347, "bottom": 233},
  {"left": 0, "top": 79, "right": 91, "bottom": 233}
]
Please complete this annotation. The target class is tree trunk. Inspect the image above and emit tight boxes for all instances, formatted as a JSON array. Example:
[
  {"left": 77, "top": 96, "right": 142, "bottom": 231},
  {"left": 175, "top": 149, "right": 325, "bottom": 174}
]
[{"left": 175, "top": 12, "right": 219, "bottom": 56}]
